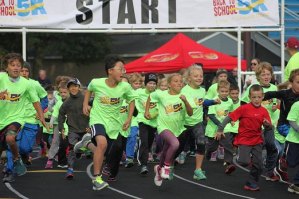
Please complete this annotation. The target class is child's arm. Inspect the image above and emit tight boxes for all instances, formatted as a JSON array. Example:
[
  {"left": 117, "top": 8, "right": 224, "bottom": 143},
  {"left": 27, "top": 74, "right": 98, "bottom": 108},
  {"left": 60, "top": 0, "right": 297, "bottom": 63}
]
[
  {"left": 263, "top": 90, "right": 284, "bottom": 101},
  {"left": 83, "top": 90, "right": 92, "bottom": 116},
  {"left": 215, "top": 116, "right": 232, "bottom": 140},
  {"left": 203, "top": 98, "right": 221, "bottom": 107},
  {"left": 144, "top": 96, "right": 151, "bottom": 120},
  {"left": 123, "top": 100, "right": 135, "bottom": 131},
  {"left": 58, "top": 104, "right": 67, "bottom": 133},
  {"left": 180, "top": 95, "right": 193, "bottom": 116},
  {"left": 289, "top": 121, "right": 299, "bottom": 133}
]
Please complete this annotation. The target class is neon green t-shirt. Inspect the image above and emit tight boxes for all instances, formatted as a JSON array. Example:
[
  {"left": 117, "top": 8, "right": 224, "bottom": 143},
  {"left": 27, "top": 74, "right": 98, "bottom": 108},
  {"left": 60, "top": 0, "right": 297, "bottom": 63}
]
[
  {"left": 284, "top": 52, "right": 299, "bottom": 81},
  {"left": 205, "top": 97, "right": 233, "bottom": 138},
  {"left": 43, "top": 110, "right": 53, "bottom": 134},
  {"left": 286, "top": 101, "right": 299, "bottom": 144},
  {"left": 150, "top": 90, "right": 187, "bottom": 137},
  {"left": 181, "top": 84, "right": 206, "bottom": 126},
  {"left": 136, "top": 88, "right": 158, "bottom": 128},
  {"left": 205, "top": 83, "right": 218, "bottom": 99},
  {"left": 119, "top": 101, "right": 130, "bottom": 138},
  {"left": 241, "top": 83, "right": 277, "bottom": 117},
  {"left": 224, "top": 100, "right": 240, "bottom": 134},
  {"left": 51, "top": 99, "right": 69, "bottom": 136},
  {"left": 24, "top": 79, "right": 47, "bottom": 124},
  {"left": 0, "top": 73, "right": 39, "bottom": 130},
  {"left": 88, "top": 78, "right": 137, "bottom": 139}
]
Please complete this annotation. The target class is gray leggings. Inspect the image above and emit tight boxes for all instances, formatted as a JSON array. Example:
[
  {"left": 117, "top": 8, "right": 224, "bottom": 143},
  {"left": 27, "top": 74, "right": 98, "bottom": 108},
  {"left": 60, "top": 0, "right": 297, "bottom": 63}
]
[{"left": 47, "top": 125, "right": 60, "bottom": 160}]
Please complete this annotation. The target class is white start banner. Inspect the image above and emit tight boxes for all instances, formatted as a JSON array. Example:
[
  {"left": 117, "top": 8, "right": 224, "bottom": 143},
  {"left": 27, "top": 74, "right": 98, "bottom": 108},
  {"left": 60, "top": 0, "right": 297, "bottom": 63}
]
[{"left": 0, "top": 0, "right": 279, "bottom": 29}]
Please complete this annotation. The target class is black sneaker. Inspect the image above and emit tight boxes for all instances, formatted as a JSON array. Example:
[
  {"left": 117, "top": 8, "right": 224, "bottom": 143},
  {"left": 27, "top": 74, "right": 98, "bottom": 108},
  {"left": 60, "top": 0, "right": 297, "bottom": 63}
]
[
  {"left": 3, "top": 172, "right": 15, "bottom": 183},
  {"left": 140, "top": 165, "right": 148, "bottom": 175}
]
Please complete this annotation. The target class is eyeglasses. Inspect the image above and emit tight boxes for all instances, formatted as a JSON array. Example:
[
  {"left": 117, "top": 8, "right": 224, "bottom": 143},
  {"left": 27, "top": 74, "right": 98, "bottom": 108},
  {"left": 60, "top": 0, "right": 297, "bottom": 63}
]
[
  {"left": 251, "top": 63, "right": 257, "bottom": 66},
  {"left": 112, "top": 67, "right": 126, "bottom": 73}
]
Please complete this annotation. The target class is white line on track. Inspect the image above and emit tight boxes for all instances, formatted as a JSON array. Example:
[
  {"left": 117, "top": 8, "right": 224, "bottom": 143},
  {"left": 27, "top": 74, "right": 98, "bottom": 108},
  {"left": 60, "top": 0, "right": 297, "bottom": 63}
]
[
  {"left": 232, "top": 157, "right": 289, "bottom": 184},
  {"left": 4, "top": 183, "right": 29, "bottom": 199},
  {"left": 86, "top": 162, "right": 142, "bottom": 199},
  {"left": 174, "top": 174, "right": 256, "bottom": 199}
]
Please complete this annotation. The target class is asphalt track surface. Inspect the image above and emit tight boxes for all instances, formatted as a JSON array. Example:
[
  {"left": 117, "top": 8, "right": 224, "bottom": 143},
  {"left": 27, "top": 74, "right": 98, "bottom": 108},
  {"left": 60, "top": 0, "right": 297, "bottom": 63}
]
[{"left": 1, "top": 152, "right": 298, "bottom": 199}]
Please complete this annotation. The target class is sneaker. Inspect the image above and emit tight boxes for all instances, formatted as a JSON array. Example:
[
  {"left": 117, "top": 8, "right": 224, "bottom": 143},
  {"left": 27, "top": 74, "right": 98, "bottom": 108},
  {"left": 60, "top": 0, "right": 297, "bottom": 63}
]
[
  {"left": 278, "top": 157, "right": 288, "bottom": 172},
  {"left": 288, "top": 184, "right": 299, "bottom": 194},
  {"left": 45, "top": 159, "right": 53, "bottom": 169},
  {"left": 178, "top": 152, "right": 187, "bottom": 164},
  {"left": 161, "top": 165, "right": 171, "bottom": 180},
  {"left": 125, "top": 158, "right": 134, "bottom": 168},
  {"left": 210, "top": 151, "right": 217, "bottom": 162},
  {"left": 265, "top": 172, "right": 280, "bottom": 182},
  {"left": 92, "top": 176, "right": 109, "bottom": 191},
  {"left": 102, "top": 165, "right": 111, "bottom": 176},
  {"left": 65, "top": 168, "right": 74, "bottom": 179},
  {"left": 2, "top": 172, "right": 15, "bottom": 183},
  {"left": 140, "top": 165, "right": 148, "bottom": 175},
  {"left": 193, "top": 169, "right": 207, "bottom": 180},
  {"left": 217, "top": 146, "right": 224, "bottom": 160},
  {"left": 169, "top": 166, "right": 174, "bottom": 180},
  {"left": 189, "top": 151, "right": 196, "bottom": 157},
  {"left": 57, "top": 164, "right": 68, "bottom": 169},
  {"left": 244, "top": 182, "right": 260, "bottom": 191},
  {"left": 74, "top": 133, "right": 91, "bottom": 153},
  {"left": 148, "top": 153, "right": 154, "bottom": 162},
  {"left": 274, "top": 167, "right": 289, "bottom": 182},
  {"left": 107, "top": 176, "right": 117, "bottom": 182},
  {"left": 225, "top": 164, "right": 236, "bottom": 175},
  {"left": 13, "top": 158, "right": 27, "bottom": 176},
  {"left": 154, "top": 165, "right": 163, "bottom": 186}
]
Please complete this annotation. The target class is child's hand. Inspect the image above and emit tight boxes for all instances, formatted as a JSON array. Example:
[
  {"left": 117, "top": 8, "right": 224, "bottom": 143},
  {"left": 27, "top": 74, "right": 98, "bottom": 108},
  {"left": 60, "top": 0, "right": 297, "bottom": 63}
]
[
  {"left": 231, "top": 121, "right": 235, "bottom": 126},
  {"left": 144, "top": 112, "right": 151, "bottom": 120},
  {"left": 179, "top": 95, "right": 187, "bottom": 102},
  {"left": 214, "top": 98, "right": 221, "bottom": 104},
  {"left": 263, "top": 118, "right": 271, "bottom": 127},
  {"left": 83, "top": 105, "right": 91, "bottom": 116},
  {"left": 214, "top": 132, "right": 225, "bottom": 140},
  {"left": 122, "top": 119, "right": 131, "bottom": 131},
  {"left": 61, "top": 130, "right": 66, "bottom": 140},
  {"left": 0, "top": 90, "right": 7, "bottom": 100}
]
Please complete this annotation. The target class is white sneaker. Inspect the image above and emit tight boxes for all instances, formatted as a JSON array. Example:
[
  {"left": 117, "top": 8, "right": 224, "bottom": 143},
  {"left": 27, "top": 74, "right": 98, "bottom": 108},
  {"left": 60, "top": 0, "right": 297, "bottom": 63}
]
[
  {"left": 74, "top": 133, "right": 91, "bottom": 153},
  {"left": 154, "top": 165, "right": 163, "bottom": 186},
  {"left": 161, "top": 166, "right": 171, "bottom": 180}
]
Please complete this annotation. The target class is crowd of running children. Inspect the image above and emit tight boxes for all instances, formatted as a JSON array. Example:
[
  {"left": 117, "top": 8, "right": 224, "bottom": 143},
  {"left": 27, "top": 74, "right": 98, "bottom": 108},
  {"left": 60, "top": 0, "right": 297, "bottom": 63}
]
[{"left": 1, "top": 53, "right": 299, "bottom": 194}]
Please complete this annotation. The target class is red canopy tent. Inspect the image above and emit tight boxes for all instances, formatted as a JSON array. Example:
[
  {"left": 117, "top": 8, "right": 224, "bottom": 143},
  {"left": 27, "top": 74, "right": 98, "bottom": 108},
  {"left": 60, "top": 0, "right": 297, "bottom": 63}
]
[{"left": 125, "top": 33, "right": 246, "bottom": 73}]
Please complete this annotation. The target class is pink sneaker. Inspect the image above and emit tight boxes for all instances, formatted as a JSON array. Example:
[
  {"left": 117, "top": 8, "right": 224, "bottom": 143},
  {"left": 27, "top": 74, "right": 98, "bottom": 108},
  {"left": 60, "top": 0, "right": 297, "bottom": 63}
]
[
  {"left": 45, "top": 159, "right": 53, "bottom": 169},
  {"left": 154, "top": 165, "right": 163, "bottom": 186},
  {"left": 210, "top": 151, "right": 217, "bottom": 162},
  {"left": 161, "top": 165, "right": 171, "bottom": 180}
]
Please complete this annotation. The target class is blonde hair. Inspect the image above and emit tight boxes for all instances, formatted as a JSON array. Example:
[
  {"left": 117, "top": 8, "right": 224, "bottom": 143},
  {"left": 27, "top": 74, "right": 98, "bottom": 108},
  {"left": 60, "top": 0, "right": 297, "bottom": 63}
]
[
  {"left": 255, "top": 62, "right": 273, "bottom": 81},
  {"left": 158, "top": 78, "right": 167, "bottom": 89},
  {"left": 186, "top": 64, "right": 203, "bottom": 77},
  {"left": 217, "top": 80, "right": 230, "bottom": 90},
  {"left": 167, "top": 73, "right": 182, "bottom": 84},
  {"left": 128, "top": 73, "right": 142, "bottom": 84}
]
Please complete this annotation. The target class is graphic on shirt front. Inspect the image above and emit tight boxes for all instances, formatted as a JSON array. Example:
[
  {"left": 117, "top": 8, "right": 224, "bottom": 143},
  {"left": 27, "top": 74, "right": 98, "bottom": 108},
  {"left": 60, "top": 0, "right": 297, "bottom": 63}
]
[
  {"left": 100, "top": 96, "right": 120, "bottom": 105},
  {"left": 120, "top": 105, "right": 128, "bottom": 113},
  {"left": 194, "top": 98, "right": 204, "bottom": 106},
  {"left": 165, "top": 103, "right": 183, "bottom": 114},
  {"left": 0, "top": 91, "right": 21, "bottom": 102}
]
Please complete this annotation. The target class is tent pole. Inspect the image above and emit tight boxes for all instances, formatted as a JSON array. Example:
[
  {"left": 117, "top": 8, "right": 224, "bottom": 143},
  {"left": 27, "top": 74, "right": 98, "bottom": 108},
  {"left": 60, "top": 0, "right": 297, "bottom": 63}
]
[
  {"left": 22, "top": 27, "right": 27, "bottom": 61},
  {"left": 237, "top": 27, "right": 242, "bottom": 97}
]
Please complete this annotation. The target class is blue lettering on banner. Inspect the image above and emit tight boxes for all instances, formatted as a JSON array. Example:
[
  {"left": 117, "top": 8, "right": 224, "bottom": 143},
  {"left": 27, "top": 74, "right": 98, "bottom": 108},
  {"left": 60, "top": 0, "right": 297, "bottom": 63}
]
[{"left": 17, "top": 0, "right": 47, "bottom": 17}]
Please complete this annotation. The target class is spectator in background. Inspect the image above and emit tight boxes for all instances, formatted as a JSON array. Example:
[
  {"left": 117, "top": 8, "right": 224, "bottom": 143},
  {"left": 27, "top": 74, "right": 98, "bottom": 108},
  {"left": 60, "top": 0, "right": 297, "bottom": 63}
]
[
  {"left": 38, "top": 69, "right": 52, "bottom": 88},
  {"left": 228, "top": 67, "right": 244, "bottom": 88},
  {"left": 284, "top": 37, "right": 299, "bottom": 82},
  {"left": 243, "top": 58, "right": 260, "bottom": 92}
]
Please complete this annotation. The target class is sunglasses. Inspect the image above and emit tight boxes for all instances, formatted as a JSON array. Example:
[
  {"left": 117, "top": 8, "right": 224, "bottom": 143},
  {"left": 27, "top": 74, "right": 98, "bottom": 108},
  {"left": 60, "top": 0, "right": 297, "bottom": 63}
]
[{"left": 251, "top": 63, "right": 257, "bottom": 66}]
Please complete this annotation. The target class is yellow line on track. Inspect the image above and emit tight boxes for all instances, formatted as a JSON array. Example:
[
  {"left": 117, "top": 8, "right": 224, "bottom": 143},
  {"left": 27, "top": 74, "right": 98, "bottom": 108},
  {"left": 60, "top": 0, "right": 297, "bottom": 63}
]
[{"left": 27, "top": 170, "right": 85, "bottom": 173}]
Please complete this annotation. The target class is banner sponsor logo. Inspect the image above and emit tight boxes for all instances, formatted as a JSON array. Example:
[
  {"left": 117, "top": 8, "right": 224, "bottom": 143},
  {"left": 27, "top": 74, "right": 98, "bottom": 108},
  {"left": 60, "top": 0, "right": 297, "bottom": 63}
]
[
  {"left": 213, "top": 0, "right": 268, "bottom": 17},
  {"left": 0, "top": 0, "right": 46, "bottom": 17}
]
